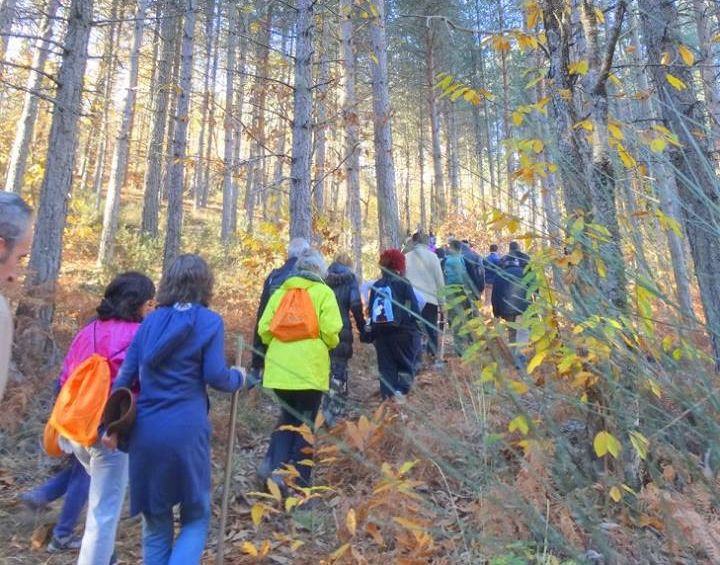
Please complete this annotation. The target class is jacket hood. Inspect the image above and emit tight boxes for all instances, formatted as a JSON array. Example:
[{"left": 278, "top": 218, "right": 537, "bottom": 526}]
[
  {"left": 281, "top": 272, "right": 326, "bottom": 289},
  {"left": 142, "top": 304, "right": 197, "bottom": 369},
  {"left": 326, "top": 263, "right": 355, "bottom": 287}
]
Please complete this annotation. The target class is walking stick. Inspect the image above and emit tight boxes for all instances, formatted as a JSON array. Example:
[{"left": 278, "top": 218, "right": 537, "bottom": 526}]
[
  {"left": 436, "top": 309, "right": 446, "bottom": 366},
  {"left": 216, "top": 335, "right": 244, "bottom": 565}
]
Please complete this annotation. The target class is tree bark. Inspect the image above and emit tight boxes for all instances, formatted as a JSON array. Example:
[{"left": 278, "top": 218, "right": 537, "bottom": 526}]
[
  {"left": 21, "top": 0, "right": 93, "bottom": 354},
  {"left": 0, "top": 0, "right": 17, "bottom": 66},
  {"left": 192, "top": 0, "right": 216, "bottom": 208},
  {"left": 639, "top": 0, "right": 720, "bottom": 367},
  {"left": 369, "top": 0, "right": 400, "bottom": 250},
  {"left": 313, "top": 13, "right": 330, "bottom": 214},
  {"left": 692, "top": 0, "right": 720, "bottom": 157},
  {"left": 97, "top": 0, "right": 150, "bottom": 266},
  {"left": 426, "top": 27, "right": 446, "bottom": 221},
  {"left": 3, "top": 0, "right": 59, "bottom": 194},
  {"left": 221, "top": 1, "right": 238, "bottom": 242},
  {"left": 162, "top": 0, "right": 196, "bottom": 269},
  {"left": 142, "top": 0, "right": 179, "bottom": 237},
  {"left": 289, "top": 0, "right": 314, "bottom": 241},
  {"left": 339, "top": 0, "right": 362, "bottom": 277}
]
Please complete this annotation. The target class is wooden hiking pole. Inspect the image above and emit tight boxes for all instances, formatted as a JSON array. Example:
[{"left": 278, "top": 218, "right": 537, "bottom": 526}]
[
  {"left": 437, "top": 309, "right": 446, "bottom": 364},
  {"left": 216, "top": 335, "right": 244, "bottom": 565}
]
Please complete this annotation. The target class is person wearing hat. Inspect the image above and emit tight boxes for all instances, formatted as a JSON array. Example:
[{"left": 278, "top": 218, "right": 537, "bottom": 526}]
[{"left": 366, "top": 249, "right": 421, "bottom": 401}]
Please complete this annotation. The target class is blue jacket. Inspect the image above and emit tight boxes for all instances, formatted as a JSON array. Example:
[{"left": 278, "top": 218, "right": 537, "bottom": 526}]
[
  {"left": 461, "top": 244, "right": 485, "bottom": 298},
  {"left": 325, "top": 262, "right": 364, "bottom": 359},
  {"left": 113, "top": 304, "right": 242, "bottom": 516},
  {"left": 484, "top": 252, "right": 501, "bottom": 285}
]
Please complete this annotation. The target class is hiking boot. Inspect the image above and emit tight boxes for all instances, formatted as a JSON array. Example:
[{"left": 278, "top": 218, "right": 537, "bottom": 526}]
[
  {"left": 392, "top": 391, "right": 407, "bottom": 405},
  {"left": 47, "top": 534, "right": 82, "bottom": 553},
  {"left": 20, "top": 490, "right": 48, "bottom": 511}
]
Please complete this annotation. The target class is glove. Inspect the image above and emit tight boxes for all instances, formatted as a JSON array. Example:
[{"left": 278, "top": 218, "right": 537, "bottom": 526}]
[
  {"left": 244, "top": 367, "right": 263, "bottom": 389},
  {"left": 359, "top": 324, "right": 374, "bottom": 344}
]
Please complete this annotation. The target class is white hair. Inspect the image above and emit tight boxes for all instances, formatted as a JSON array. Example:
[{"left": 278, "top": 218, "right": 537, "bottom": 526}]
[
  {"left": 0, "top": 193, "right": 32, "bottom": 258},
  {"left": 296, "top": 248, "right": 327, "bottom": 278},
  {"left": 288, "top": 237, "right": 310, "bottom": 259}
]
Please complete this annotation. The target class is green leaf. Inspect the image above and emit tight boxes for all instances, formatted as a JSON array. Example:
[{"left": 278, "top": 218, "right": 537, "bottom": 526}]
[{"left": 509, "top": 415, "right": 530, "bottom": 435}]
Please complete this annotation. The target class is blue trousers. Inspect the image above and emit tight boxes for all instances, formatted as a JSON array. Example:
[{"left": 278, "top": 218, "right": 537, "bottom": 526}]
[
  {"left": 30, "top": 456, "right": 90, "bottom": 539},
  {"left": 266, "top": 389, "right": 322, "bottom": 488},
  {"left": 142, "top": 496, "right": 210, "bottom": 565}
]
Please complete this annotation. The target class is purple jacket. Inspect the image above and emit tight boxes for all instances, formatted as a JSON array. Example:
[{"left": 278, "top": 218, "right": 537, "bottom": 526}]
[{"left": 58, "top": 319, "right": 141, "bottom": 389}]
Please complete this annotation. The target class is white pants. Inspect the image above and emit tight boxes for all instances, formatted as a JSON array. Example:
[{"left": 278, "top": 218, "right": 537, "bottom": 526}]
[{"left": 69, "top": 440, "right": 128, "bottom": 565}]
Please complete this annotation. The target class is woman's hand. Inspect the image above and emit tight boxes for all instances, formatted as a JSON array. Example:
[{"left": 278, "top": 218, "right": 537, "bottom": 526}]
[{"left": 102, "top": 432, "right": 119, "bottom": 450}]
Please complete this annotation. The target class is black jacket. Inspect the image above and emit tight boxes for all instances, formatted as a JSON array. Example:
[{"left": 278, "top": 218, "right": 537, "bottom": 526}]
[
  {"left": 491, "top": 257, "right": 531, "bottom": 320},
  {"left": 251, "top": 256, "right": 299, "bottom": 369},
  {"left": 461, "top": 244, "right": 485, "bottom": 298},
  {"left": 325, "top": 262, "right": 364, "bottom": 360},
  {"left": 368, "top": 272, "right": 420, "bottom": 336}
]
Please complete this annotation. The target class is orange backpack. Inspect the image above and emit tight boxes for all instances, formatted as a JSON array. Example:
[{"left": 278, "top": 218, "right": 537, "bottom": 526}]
[
  {"left": 269, "top": 288, "right": 320, "bottom": 342},
  {"left": 44, "top": 324, "right": 117, "bottom": 455}
]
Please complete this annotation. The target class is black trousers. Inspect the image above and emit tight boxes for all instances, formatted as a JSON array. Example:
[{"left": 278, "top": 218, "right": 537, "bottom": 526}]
[
  {"left": 266, "top": 389, "right": 323, "bottom": 487},
  {"left": 374, "top": 330, "right": 417, "bottom": 399},
  {"left": 420, "top": 303, "right": 439, "bottom": 357}
]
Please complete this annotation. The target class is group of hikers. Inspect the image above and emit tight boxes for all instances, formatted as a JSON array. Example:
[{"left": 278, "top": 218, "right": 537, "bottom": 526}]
[{"left": 0, "top": 192, "right": 533, "bottom": 564}]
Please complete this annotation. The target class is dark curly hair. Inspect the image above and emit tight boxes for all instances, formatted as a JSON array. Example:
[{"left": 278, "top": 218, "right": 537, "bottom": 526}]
[
  {"left": 156, "top": 254, "right": 214, "bottom": 307},
  {"left": 97, "top": 272, "right": 156, "bottom": 322}
]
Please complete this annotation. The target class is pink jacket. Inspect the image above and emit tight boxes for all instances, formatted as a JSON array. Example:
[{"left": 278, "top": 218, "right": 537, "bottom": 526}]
[{"left": 58, "top": 319, "right": 141, "bottom": 388}]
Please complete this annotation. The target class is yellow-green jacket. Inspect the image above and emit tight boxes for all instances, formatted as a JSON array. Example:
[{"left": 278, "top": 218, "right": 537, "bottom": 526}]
[{"left": 259, "top": 274, "right": 343, "bottom": 391}]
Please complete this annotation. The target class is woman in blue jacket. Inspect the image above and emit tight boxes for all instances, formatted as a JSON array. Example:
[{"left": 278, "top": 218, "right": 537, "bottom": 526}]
[{"left": 109, "top": 255, "right": 245, "bottom": 564}]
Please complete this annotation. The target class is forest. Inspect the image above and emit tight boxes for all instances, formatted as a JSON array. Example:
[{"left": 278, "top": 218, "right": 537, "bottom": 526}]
[{"left": 1, "top": 0, "right": 720, "bottom": 562}]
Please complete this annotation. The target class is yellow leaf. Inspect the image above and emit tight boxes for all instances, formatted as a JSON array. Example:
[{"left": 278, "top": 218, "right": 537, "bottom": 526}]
[
  {"left": 650, "top": 138, "right": 667, "bottom": 153},
  {"left": 568, "top": 59, "right": 589, "bottom": 75},
  {"left": 594, "top": 431, "right": 621, "bottom": 458},
  {"left": 251, "top": 503, "right": 265, "bottom": 527},
  {"left": 398, "top": 459, "right": 419, "bottom": 475},
  {"left": 595, "top": 257, "right": 606, "bottom": 278},
  {"left": 527, "top": 350, "right": 547, "bottom": 374},
  {"left": 609, "top": 486, "right": 622, "bottom": 502},
  {"left": 713, "top": 32, "right": 720, "bottom": 43},
  {"left": 259, "top": 540, "right": 271, "bottom": 558},
  {"left": 608, "top": 123, "right": 624, "bottom": 140},
  {"left": 329, "top": 543, "right": 351, "bottom": 561},
  {"left": 526, "top": 2, "right": 541, "bottom": 28},
  {"left": 594, "top": 7, "right": 605, "bottom": 23},
  {"left": 509, "top": 380, "right": 529, "bottom": 395},
  {"left": 509, "top": 414, "right": 530, "bottom": 435},
  {"left": 392, "top": 516, "right": 426, "bottom": 531},
  {"left": 608, "top": 72, "right": 622, "bottom": 87},
  {"left": 346, "top": 508, "right": 357, "bottom": 536},
  {"left": 370, "top": 53, "right": 379, "bottom": 65},
  {"left": 285, "top": 496, "right": 300, "bottom": 512},
  {"left": 660, "top": 51, "right": 671, "bottom": 65},
  {"left": 678, "top": 44, "right": 694, "bottom": 66},
  {"left": 512, "top": 111, "right": 524, "bottom": 126},
  {"left": 369, "top": 3, "right": 379, "bottom": 17},
  {"left": 573, "top": 119, "right": 593, "bottom": 132},
  {"left": 665, "top": 73, "right": 687, "bottom": 90},
  {"left": 267, "top": 478, "right": 282, "bottom": 501},
  {"left": 629, "top": 431, "right": 649, "bottom": 461},
  {"left": 616, "top": 143, "right": 636, "bottom": 169},
  {"left": 532, "top": 139, "right": 544, "bottom": 153},
  {"left": 242, "top": 541, "right": 258, "bottom": 557}
]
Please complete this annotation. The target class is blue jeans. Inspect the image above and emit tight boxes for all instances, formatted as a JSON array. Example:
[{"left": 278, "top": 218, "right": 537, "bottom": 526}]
[
  {"left": 142, "top": 496, "right": 211, "bottom": 565},
  {"left": 30, "top": 456, "right": 89, "bottom": 539},
  {"left": 266, "top": 390, "right": 322, "bottom": 487},
  {"left": 70, "top": 440, "right": 128, "bottom": 565}
]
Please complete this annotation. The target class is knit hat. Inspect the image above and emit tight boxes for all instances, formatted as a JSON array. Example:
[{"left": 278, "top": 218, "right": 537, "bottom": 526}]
[{"left": 379, "top": 248, "right": 406, "bottom": 275}]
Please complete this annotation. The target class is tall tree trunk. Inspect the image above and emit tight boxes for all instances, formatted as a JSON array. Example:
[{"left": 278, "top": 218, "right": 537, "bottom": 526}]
[
  {"left": 221, "top": 1, "right": 238, "bottom": 242},
  {"left": 0, "top": 0, "right": 17, "bottom": 66},
  {"left": 91, "top": 0, "right": 121, "bottom": 207},
  {"left": 142, "top": 0, "right": 179, "bottom": 237},
  {"left": 340, "top": 0, "right": 362, "bottom": 278},
  {"left": 497, "top": 0, "right": 514, "bottom": 213},
  {"left": 419, "top": 112, "right": 427, "bottom": 231},
  {"left": 20, "top": 0, "right": 93, "bottom": 355},
  {"left": 97, "top": 0, "right": 149, "bottom": 266},
  {"left": 370, "top": 0, "right": 400, "bottom": 249},
  {"left": 162, "top": 0, "right": 196, "bottom": 268},
  {"left": 192, "top": 0, "right": 216, "bottom": 208},
  {"left": 198, "top": 3, "right": 220, "bottom": 208},
  {"left": 161, "top": 32, "right": 182, "bottom": 203},
  {"left": 3, "top": 0, "right": 60, "bottom": 194},
  {"left": 313, "top": 14, "right": 330, "bottom": 214},
  {"left": 639, "top": 0, "right": 720, "bottom": 367},
  {"left": 445, "top": 102, "right": 461, "bottom": 214},
  {"left": 230, "top": 13, "right": 248, "bottom": 234},
  {"left": 426, "top": 27, "right": 446, "bottom": 220},
  {"left": 289, "top": 0, "right": 314, "bottom": 241},
  {"left": 692, "top": 0, "right": 720, "bottom": 156}
]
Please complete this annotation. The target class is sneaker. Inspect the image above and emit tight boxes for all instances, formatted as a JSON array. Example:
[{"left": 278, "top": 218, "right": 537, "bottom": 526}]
[
  {"left": 20, "top": 491, "right": 48, "bottom": 511},
  {"left": 392, "top": 391, "right": 407, "bottom": 405},
  {"left": 47, "top": 533, "right": 82, "bottom": 553}
]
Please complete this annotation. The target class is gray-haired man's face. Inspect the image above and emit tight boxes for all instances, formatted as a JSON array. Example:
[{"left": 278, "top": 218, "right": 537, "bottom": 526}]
[{"left": 0, "top": 225, "right": 32, "bottom": 286}]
